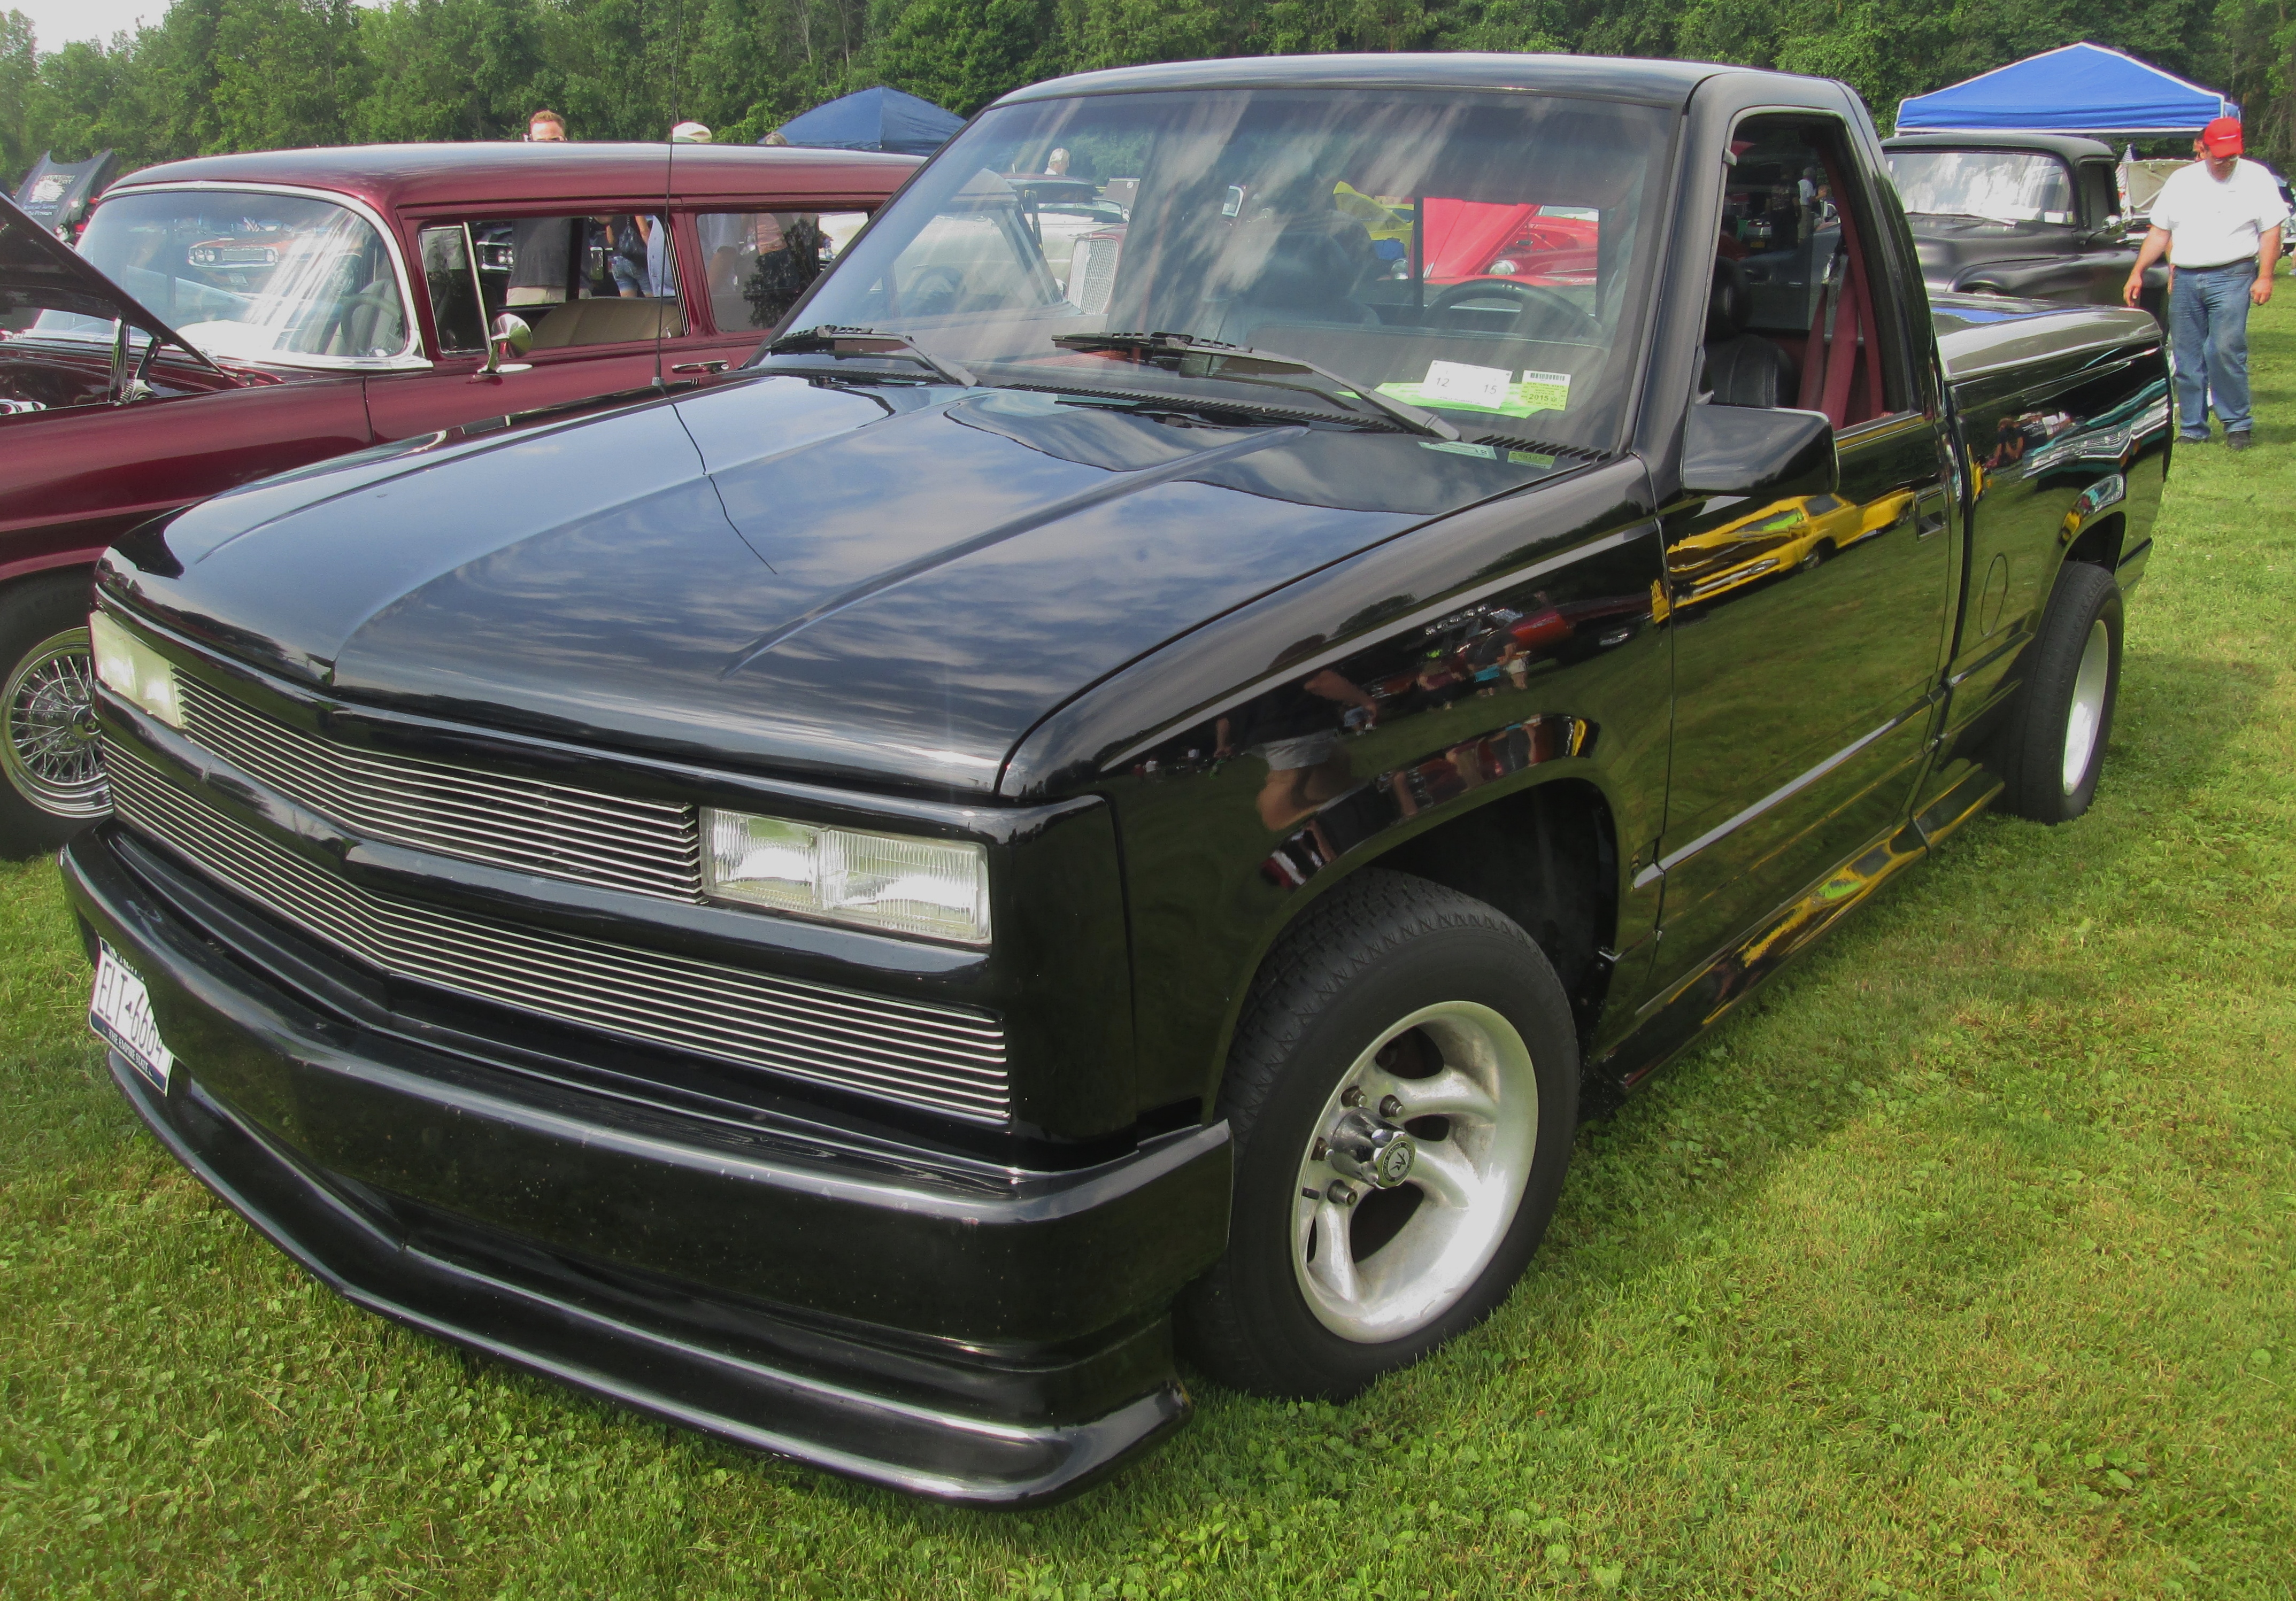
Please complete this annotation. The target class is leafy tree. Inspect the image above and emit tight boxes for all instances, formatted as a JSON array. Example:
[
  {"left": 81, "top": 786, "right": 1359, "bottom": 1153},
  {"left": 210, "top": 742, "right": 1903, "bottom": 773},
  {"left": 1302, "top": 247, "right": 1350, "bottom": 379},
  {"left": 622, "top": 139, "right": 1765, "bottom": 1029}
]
[
  {"left": 207, "top": 0, "right": 366, "bottom": 152},
  {"left": 873, "top": 0, "right": 1059, "bottom": 114},
  {"left": 351, "top": 0, "right": 553, "bottom": 144},
  {"left": 1, "top": 10, "right": 34, "bottom": 176}
]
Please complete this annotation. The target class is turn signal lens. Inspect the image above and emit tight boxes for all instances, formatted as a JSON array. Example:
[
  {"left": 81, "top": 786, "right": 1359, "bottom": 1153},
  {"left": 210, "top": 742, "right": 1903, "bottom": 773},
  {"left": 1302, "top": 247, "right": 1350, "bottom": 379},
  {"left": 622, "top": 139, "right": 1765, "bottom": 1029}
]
[
  {"left": 88, "top": 611, "right": 184, "bottom": 730},
  {"left": 701, "top": 808, "right": 991, "bottom": 947}
]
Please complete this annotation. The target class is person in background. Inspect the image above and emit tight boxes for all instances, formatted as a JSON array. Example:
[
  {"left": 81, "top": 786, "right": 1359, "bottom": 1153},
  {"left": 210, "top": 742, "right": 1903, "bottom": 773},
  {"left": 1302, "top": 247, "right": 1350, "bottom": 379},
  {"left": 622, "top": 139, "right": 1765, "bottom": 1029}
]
[
  {"left": 507, "top": 110, "right": 573, "bottom": 305},
  {"left": 671, "top": 121, "right": 712, "bottom": 145},
  {"left": 1045, "top": 147, "right": 1071, "bottom": 175},
  {"left": 2125, "top": 115, "right": 2289, "bottom": 451},
  {"left": 761, "top": 130, "right": 791, "bottom": 147}
]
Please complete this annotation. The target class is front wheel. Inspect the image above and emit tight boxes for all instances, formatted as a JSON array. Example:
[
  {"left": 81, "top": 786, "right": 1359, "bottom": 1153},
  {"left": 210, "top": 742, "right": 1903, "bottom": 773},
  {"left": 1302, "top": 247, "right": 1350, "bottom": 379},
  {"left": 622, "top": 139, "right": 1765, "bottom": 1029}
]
[
  {"left": 1177, "top": 871, "right": 1579, "bottom": 1397},
  {"left": 0, "top": 571, "right": 107, "bottom": 860},
  {"left": 1996, "top": 560, "right": 2123, "bottom": 824}
]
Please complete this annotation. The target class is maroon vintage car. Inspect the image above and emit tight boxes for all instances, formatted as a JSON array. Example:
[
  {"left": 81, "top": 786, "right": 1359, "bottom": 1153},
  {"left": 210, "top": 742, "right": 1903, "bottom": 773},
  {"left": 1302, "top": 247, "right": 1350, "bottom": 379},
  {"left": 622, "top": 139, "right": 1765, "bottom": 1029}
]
[{"left": 0, "top": 141, "right": 918, "bottom": 854}]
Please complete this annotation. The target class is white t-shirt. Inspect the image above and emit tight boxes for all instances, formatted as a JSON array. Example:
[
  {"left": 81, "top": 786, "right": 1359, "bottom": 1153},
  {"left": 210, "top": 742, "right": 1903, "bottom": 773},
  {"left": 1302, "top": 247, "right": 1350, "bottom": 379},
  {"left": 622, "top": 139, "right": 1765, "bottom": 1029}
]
[{"left": 2150, "top": 158, "right": 2291, "bottom": 267}]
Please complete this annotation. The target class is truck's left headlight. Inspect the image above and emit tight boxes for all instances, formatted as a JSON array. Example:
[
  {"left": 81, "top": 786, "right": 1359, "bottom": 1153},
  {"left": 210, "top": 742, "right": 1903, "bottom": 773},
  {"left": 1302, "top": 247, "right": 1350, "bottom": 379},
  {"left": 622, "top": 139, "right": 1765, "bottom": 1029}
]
[
  {"left": 88, "top": 611, "right": 184, "bottom": 730},
  {"left": 701, "top": 808, "right": 991, "bottom": 947}
]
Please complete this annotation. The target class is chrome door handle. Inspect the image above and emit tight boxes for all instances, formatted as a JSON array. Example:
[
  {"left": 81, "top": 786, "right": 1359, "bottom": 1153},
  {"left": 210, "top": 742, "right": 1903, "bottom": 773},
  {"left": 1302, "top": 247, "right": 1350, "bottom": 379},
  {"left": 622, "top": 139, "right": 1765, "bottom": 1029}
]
[{"left": 671, "top": 360, "right": 729, "bottom": 374}]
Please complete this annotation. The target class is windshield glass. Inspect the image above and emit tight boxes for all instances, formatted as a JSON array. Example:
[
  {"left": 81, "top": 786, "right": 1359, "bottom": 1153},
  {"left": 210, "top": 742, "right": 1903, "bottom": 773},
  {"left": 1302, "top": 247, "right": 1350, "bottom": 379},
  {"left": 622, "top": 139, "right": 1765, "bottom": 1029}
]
[
  {"left": 783, "top": 89, "right": 1674, "bottom": 451},
  {"left": 1886, "top": 150, "right": 2076, "bottom": 224},
  {"left": 32, "top": 190, "right": 412, "bottom": 365}
]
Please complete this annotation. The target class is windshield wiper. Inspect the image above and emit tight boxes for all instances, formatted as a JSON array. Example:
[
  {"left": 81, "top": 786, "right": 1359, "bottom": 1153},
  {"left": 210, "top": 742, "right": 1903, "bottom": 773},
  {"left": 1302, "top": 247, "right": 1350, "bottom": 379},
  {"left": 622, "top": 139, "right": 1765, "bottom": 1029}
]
[
  {"left": 1050, "top": 331, "right": 1460, "bottom": 442},
  {"left": 765, "top": 326, "right": 976, "bottom": 388}
]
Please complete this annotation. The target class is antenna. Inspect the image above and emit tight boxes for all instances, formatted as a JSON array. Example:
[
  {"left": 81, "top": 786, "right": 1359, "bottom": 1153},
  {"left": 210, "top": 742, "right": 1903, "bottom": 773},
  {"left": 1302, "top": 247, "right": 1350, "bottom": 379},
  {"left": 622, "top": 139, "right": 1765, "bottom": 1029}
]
[{"left": 656, "top": 0, "right": 680, "bottom": 390}]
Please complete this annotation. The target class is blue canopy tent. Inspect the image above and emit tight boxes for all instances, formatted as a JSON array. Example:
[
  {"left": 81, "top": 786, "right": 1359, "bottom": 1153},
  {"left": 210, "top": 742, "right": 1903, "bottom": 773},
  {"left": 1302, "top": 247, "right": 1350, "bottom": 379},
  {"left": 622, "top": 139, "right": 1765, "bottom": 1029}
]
[
  {"left": 1895, "top": 43, "right": 2237, "bottom": 139},
  {"left": 769, "top": 87, "right": 964, "bottom": 156}
]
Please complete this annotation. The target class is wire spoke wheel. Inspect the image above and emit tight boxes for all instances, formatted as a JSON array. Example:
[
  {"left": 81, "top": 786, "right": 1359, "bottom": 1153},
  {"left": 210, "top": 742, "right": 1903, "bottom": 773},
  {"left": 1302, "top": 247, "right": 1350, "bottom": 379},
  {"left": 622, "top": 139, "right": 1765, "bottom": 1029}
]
[
  {"left": 2, "top": 627, "right": 107, "bottom": 819},
  {"left": 1290, "top": 1000, "right": 1539, "bottom": 1343}
]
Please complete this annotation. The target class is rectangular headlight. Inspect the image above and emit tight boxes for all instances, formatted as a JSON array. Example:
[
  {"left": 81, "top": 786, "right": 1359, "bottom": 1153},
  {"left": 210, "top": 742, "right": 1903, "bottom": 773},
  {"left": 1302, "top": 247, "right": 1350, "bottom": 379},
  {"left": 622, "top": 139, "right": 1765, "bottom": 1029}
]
[
  {"left": 88, "top": 610, "right": 184, "bottom": 729},
  {"left": 701, "top": 808, "right": 991, "bottom": 946}
]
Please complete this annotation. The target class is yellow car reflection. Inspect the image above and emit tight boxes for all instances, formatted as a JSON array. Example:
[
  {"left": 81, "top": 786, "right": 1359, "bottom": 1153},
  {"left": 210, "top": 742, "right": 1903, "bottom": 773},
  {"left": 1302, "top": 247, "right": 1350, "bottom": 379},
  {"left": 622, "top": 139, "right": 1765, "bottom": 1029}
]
[{"left": 1667, "top": 489, "right": 1916, "bottom": 607}]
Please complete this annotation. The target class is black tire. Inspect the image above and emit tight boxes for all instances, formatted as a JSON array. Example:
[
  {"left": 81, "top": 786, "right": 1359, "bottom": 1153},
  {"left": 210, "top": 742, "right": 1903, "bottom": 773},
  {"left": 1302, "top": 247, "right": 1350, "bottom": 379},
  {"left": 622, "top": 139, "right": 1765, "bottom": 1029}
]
[
  {"left": 0, "top": 570, "right": 105, "bottom": 861},
  {"left": 1996, "top": 560, "right": 2123, "bottom": 824},
  {"left": 1176, "top": 870, "right": 1580, "bottom": 1397}
]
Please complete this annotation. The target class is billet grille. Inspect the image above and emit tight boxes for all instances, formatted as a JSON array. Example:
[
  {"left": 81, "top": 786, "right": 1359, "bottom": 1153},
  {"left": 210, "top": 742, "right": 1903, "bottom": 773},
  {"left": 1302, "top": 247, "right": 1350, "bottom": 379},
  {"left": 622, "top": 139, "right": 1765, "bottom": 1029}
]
[
  {"left": 177, "top": 677, "right": 703, "bottom": 901},
  {"left": 107, "top": 745, "right": 1012, "bottom": 1123}
]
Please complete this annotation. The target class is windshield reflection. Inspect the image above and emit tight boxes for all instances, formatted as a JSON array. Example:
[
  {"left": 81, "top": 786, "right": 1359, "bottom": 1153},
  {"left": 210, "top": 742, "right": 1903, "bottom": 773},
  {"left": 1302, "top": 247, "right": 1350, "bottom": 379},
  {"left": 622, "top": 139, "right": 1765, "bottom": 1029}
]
[
  {"left": 1885, "top": 150, "right": 2076, "bottom": 226},
  {"left": 33, "top": 190, "right": 411, "bottom": 365},
  {"left": 779, "top": 88, "right": 1671, "bottom": 453}
]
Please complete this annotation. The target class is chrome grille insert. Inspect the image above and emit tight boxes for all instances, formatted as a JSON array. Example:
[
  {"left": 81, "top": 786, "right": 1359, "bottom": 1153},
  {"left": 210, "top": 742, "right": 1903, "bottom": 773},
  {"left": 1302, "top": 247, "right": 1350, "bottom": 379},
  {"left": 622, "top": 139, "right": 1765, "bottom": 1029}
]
[
  {"left": 176, "top": 677, "right": 702, "bottom": 901},
  {"left": 107, "top": 745, "right": 1011, "bottom": 1123}
]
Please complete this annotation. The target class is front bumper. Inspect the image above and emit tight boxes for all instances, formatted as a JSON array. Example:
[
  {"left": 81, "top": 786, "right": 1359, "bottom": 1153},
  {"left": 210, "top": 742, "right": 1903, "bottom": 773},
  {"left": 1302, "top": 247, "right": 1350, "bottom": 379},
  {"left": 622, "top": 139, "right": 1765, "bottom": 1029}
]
[{"left": 62, "top": 824, "right": 1230, "bottom": 1506}]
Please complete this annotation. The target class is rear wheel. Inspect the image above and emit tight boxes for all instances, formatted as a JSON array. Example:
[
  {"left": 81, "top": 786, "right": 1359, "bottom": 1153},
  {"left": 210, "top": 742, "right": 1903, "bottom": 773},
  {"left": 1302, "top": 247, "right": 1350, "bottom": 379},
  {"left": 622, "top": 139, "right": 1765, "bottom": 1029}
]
[
  {"left": 1178, "top": 870, "right": 1579, "bottom": 1397},
  {"left": 0, "top": 571, "right": 106, "bottom": 860},
  {"left": 1997, "top": 560, "right": 2122, "bottom": 824}
]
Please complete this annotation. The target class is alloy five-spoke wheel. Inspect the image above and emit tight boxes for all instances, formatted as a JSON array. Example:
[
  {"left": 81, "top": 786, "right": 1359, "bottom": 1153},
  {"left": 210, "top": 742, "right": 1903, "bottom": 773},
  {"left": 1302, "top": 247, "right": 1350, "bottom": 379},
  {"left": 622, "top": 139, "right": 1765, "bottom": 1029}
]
[
  {"left": 2061, "top": 617, "right": 2112, "bottom": 795},
  {"left": 1998, "top": 560, "right": 2121, "bottom": 825},
  {"left": 1179, "top": 870, "right": 1579, "bottom": 1398},
  {"left": 1291, "top": 1001, "right": 1539, "bottom": 1342}
]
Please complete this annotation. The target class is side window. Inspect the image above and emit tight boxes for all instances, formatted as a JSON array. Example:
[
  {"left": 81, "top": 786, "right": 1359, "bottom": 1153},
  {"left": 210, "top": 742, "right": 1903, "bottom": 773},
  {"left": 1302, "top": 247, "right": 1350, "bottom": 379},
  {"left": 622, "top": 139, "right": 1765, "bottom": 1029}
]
[
  {"left": 1708, "top": 115, "right": 1910, "bottom": 428},
  {"left": 462, "top": 215, "right": 685, "bottom": 351},
  {"left": 697, "top": 210, "right": 868, "bottom": 334},
  {"left": 2078, "top": 164, "right": 2119, "bottom": 228},
  {"left": 417, "top": 225, "right": 486, "bottom": 354}
]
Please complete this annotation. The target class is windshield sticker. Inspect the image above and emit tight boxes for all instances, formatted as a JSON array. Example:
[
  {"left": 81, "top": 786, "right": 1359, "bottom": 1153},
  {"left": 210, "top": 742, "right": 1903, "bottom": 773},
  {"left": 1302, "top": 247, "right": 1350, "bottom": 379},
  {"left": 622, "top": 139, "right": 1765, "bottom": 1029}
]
[
  {"left": 1377, "top": 366, "right": 1573, "bottom": 418},
  {"left": 1420, "top": 440, "right": 1498, "bottom": 459},
  {"left": 1517, "top": 370, "right": 1573, "bottom": 409},
  {"left": 1419, "top": 360, "right": 1514, "bottom": 410}
]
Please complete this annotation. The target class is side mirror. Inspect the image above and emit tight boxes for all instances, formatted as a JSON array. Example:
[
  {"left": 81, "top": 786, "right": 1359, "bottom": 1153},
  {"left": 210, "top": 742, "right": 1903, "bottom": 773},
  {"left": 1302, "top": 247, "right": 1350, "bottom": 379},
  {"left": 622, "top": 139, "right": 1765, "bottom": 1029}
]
[
  {"left": 490, "top": 312, "right": 533, "bottom": 361},
  {"left": 1681, "top": 404, "right": 1838, "bottom": 500}
]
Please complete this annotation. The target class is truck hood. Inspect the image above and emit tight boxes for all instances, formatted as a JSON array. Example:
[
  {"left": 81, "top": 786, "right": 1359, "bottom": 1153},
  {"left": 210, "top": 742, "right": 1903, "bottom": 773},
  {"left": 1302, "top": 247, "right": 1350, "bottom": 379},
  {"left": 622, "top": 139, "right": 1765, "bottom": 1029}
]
[
  {"left": 1906, "top": 213, "right": 2083, "bottom": 285},
  {"left": 107, "top": 374, "right": 1560, "bottom": 794}
]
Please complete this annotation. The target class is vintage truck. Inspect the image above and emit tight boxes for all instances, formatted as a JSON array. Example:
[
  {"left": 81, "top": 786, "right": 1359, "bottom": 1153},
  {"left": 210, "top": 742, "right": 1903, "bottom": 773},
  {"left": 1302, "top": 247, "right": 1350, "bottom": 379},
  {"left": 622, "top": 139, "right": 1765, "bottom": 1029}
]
[
  {"left": 1881, "top": 130, "right": 2166, "bottom": 312},
  {"left": 64, "top": 55, "right": 2165, "bottom": 1506}
]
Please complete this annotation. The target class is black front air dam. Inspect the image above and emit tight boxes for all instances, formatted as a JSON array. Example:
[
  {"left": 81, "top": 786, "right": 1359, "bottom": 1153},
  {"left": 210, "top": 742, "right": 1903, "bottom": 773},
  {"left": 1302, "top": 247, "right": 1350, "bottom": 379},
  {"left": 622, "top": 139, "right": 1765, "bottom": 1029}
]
[{"left": 61, "top": 826, "right": 1231, "bottom": 1507}]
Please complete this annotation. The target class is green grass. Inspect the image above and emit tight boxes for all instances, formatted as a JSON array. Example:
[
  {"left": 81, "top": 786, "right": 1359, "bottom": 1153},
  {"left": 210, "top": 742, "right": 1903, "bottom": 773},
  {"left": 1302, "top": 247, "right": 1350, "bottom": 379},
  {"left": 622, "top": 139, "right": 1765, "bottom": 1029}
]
[{"left": 6, "top": 303, "right": 2296, "bottom": 1601}]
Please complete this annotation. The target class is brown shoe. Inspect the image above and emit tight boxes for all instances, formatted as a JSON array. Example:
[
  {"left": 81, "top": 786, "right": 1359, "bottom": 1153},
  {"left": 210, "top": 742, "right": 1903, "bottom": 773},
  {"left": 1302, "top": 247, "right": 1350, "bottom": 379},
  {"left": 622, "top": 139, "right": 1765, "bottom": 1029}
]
[{"left": 2228, "top": 431, "right": 2254, "bottom": 451}]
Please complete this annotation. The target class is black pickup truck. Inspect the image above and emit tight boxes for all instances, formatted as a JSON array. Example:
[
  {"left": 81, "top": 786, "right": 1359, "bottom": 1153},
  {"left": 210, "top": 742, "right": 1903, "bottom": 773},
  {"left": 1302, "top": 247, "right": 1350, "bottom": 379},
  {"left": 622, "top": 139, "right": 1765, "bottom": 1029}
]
[{"left": 64, "top": 54, "right": 2166, "bottom": 1506}]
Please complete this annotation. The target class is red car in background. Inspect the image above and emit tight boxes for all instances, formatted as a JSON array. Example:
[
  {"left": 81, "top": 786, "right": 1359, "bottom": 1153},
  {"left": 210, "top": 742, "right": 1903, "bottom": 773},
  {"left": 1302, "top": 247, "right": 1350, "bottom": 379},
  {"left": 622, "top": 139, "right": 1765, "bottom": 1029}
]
[{"left": 0, "top": 141, "right": 915, "bottom": 855}]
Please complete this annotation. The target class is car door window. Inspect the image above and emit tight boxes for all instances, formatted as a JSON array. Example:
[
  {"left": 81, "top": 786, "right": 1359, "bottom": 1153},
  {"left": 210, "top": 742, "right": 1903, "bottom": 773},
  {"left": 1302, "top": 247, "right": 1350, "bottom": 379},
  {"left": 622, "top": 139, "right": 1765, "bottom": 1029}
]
[
  {"left": 445, "top": 215, "right": 685, "bottom": 352},
  {"left": 417, "top": 225, "right": 487, "bottom": 355},
  {"left": 697, "top": 211, "right": 868, "bottom": 335}
]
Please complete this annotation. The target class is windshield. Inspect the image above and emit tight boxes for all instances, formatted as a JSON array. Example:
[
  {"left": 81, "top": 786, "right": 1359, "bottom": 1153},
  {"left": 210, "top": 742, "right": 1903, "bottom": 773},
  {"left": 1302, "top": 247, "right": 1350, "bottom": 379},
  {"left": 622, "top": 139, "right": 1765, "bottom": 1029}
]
[
  {"left": 31, "top": 189, "right": 412, "bottom": 365},
  {"left": 781, "top": 88, "right": 1674, "bottom": 452},
  {"left": 1886, "top": 150, "right": 2076, "bottom": 225}
]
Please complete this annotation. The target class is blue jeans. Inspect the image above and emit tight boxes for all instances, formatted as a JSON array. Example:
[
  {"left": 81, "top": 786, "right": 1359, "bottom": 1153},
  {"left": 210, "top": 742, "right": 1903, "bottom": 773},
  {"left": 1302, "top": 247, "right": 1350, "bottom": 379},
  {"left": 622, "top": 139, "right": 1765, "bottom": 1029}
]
[{"left": 2169, "top": 261, "right": 2256, "bottom": 436}]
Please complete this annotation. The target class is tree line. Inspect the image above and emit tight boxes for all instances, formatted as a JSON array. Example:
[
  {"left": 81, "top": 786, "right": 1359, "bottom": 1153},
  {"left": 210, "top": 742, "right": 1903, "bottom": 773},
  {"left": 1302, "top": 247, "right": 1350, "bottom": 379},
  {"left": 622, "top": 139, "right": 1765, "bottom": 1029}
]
[{"left": 4, "top": 0, "right": 2292, "bottom": 187}]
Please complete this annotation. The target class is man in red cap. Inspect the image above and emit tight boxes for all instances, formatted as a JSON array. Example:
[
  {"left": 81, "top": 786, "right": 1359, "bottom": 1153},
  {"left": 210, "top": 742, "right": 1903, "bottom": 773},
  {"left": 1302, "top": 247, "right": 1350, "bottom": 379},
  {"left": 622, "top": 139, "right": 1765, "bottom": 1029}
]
[{"left": 2125, "top": 115, "right": 2288, "bottom": 450}]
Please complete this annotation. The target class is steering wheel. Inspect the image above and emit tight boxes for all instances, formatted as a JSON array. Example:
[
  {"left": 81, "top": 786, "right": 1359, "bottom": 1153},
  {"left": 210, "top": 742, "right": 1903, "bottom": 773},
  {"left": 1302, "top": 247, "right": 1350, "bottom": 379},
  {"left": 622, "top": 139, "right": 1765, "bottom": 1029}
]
[
  {"left": 1428, "top": 278, "right": 1601, "bottom": 344},
  {"left": 900, "top": 265, "right": 967, "bottom": 319}
]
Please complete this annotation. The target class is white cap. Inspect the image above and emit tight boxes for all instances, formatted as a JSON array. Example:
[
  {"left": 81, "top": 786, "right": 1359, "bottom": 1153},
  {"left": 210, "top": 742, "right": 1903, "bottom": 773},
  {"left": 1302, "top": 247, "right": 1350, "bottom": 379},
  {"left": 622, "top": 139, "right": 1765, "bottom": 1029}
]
[{"left": 670, "top": 121, "right": 712, "bottom": 144}]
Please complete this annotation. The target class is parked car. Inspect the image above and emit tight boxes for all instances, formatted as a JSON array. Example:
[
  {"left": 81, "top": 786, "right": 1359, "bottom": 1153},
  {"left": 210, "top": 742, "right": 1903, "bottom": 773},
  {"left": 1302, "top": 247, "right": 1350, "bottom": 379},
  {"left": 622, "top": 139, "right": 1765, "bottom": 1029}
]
[
  {"left": 0, "top": 141, "right": 916, "bottom": 855},
  {"left": 1882, "top": 131, "right": 2163, "bottom": 312},
  {"left": 68, "top": 55, "right": 2164, "bottom": 1506}
]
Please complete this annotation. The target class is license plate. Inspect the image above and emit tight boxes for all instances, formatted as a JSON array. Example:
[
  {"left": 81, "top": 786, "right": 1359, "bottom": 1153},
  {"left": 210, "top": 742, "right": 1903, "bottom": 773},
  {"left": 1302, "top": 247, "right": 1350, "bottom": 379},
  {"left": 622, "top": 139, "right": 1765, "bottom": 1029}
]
[{"left": 90, "top": 941, "right": 174, "bottom": 1090}]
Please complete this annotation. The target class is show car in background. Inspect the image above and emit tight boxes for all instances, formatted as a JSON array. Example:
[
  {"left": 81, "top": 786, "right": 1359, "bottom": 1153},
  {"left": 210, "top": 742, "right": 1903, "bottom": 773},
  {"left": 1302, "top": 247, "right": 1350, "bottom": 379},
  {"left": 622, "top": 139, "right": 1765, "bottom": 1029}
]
[
  {"left": 1882, "top": 131, "right": 2165, "bottom": 312},
  {"left": 69, "top": 55, "right": 2164, "bottom": 1505},
  {"left": 0, "top": 141, "right": 916, "bottom": 855}
]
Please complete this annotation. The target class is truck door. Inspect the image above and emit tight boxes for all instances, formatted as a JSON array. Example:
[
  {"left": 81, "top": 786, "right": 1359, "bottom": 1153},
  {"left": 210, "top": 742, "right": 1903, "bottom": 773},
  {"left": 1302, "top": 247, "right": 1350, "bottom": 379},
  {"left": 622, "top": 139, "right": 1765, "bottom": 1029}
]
[{"left": 1648, "top": 112, "right": 1956, "bottom": 995}]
